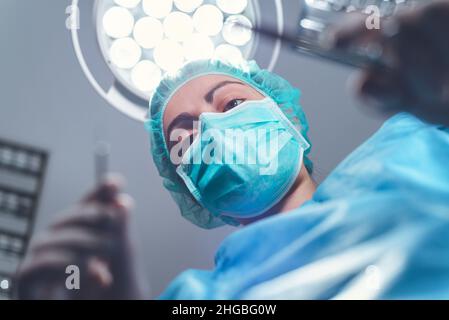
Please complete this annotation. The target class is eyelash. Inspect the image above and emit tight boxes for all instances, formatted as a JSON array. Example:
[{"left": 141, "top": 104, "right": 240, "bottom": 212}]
[{"left": 223, "top": 98, "right": 246, "bottom": 112}]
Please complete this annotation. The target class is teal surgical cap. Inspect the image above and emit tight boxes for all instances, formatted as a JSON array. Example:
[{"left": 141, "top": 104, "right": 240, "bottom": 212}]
[{"left": 145, "top": 59, "right": 312, "bottom": 229}]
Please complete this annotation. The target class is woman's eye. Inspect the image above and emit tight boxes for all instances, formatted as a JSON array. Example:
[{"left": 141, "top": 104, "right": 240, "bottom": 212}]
[{"left": 223, "top": 99, "right": 245, "bottom": 112}]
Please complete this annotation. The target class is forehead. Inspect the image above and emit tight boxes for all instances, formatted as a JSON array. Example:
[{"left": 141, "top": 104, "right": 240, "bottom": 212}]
[{"left": 167, "top": 74, "right": 244, "bottom": 105}]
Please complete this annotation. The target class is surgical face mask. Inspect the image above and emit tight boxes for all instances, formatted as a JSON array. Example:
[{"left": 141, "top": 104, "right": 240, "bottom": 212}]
[{"left": 175, "top": 97, "right": 310, "bottom": 219}]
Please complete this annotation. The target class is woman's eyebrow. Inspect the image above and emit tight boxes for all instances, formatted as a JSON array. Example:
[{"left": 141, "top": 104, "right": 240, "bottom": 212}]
[
  {"left": 204, "top": 81, "right": 245, "bottom": 104},
  {"left": 166, "top": 112, "right": 196, "bottom": 139}
]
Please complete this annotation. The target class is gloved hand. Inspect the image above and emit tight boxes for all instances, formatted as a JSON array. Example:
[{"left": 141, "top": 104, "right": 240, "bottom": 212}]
[
  {"left": 332, "top": 0, "right": 449, "bottom": 126},
  {"left": 15, "top": 176, "right": 144, "bottom": 299}
]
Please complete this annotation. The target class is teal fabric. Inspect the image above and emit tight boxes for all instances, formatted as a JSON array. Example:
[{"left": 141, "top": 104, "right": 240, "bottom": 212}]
[
  {"left": 176, "top": 97, "right": 310, "bottom": 219},
  {"left": 144, "top": 59, "right": 312, "bottom": 228},
  {"left": 159, "top": 113, "right": 449, "bottom": 299}
]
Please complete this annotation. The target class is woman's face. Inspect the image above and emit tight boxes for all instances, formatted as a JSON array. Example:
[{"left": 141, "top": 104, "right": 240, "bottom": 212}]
[
  {"left": 163, "top": 74, "right": 265, "bottom": 154},
  {"left": 162, "top": 74, "right": 311, "bottom": 225},
  {"left": 163, "top": 75, "right": 272, "bottom": 224}
]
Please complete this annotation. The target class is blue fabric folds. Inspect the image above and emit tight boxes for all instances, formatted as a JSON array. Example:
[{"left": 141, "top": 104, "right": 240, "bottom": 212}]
[{"left": 160, "top": 113, "right": 449, "bottom": 299}]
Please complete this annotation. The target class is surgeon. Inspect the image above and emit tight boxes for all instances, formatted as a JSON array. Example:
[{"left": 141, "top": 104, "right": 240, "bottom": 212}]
[{"left": 16, "top": 1, "right": 449, "bottom": 299}]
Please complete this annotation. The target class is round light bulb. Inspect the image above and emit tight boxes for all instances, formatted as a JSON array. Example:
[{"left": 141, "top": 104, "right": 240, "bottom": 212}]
[
  {"left": 109, "top": 37, "right": 142, "bottom": 69},
  {"left": 154, "top": 39, "right": 185, "bottom": 72},
  {"left": 193, "top": 5, "right": 223, "bottom": 36},
  {"left": 143, "top": 0, "right": 173, "bottom": 19},
  {"left": 214, "top": 44, "right": 243, "bottom": 65},
  {"left": 163, "top": 12, "right": 193, "bottom": 42},
  {"left": 133, "top": 17, "right": 163, "bottom": 49},
  {"left": 114, "top": 0, "right": 141, "bottom": 9},
  {"left": 0, "top": 279, "right": 9, "bottom": 290},
  {"left": 131, "top": 60, "right": 162, "bottom": 92},
  {"left": 222, "top": 15, "right": 253, "bottom": 46},
  {"left": 216, "top": 0, "right": 248, "bottom": 14},
  {"left": 102, "top": 6, "right": 135, "bottom": 39},
  {"left": 174, "top": 0, "right": 203, "bottom": 13},
  {"left": 183, "top": 33, "right": 214, "bottom": 61}
]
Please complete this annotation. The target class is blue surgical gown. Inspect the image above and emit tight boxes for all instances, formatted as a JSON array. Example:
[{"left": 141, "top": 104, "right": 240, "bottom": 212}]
[{"left": 159, "top": 113, "right": 449, "bottom": 299}]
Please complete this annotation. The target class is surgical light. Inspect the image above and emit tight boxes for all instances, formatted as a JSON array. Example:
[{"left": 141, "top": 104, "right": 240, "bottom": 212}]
[
  {"left": 143, "top": 0, "right": 173, "bottom": 19},
  {"left": 216, "top": 0, "right": 248, "bottom": 14},
  {"left": 163, "top": 11, "right": 194, "bottom": 42},
  {"left": 102, "top": 6, "right": 134, "bottom": 38},
  {"left": 109, "top": 37, "right": 142, "bottom": 69},
  {"left": 214, "top": 44, "right": 244, "bottom": 65},
  {"left": 193, "top": 4, "right": 224, "bottom": 36},
  {"left": 174, "top": 0, "right": 203, "bottom": 13},
  {"left": 183, "top": 33, "right": 215, "bottom": 61},
  {"left": 154, "top": 39, "right": 185, "bottom": 72},
  {"left": 72, "top": 0, "right": 283, "bottom": 121},
  {"left": 133, "top": 17, "right": 163, "bottom": 49},
  {"left": 131, "top": 60, "right": 162, "bottom": 92},
  {"left": 222, "top": 15, "right": 253, "bottom": 46}
]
